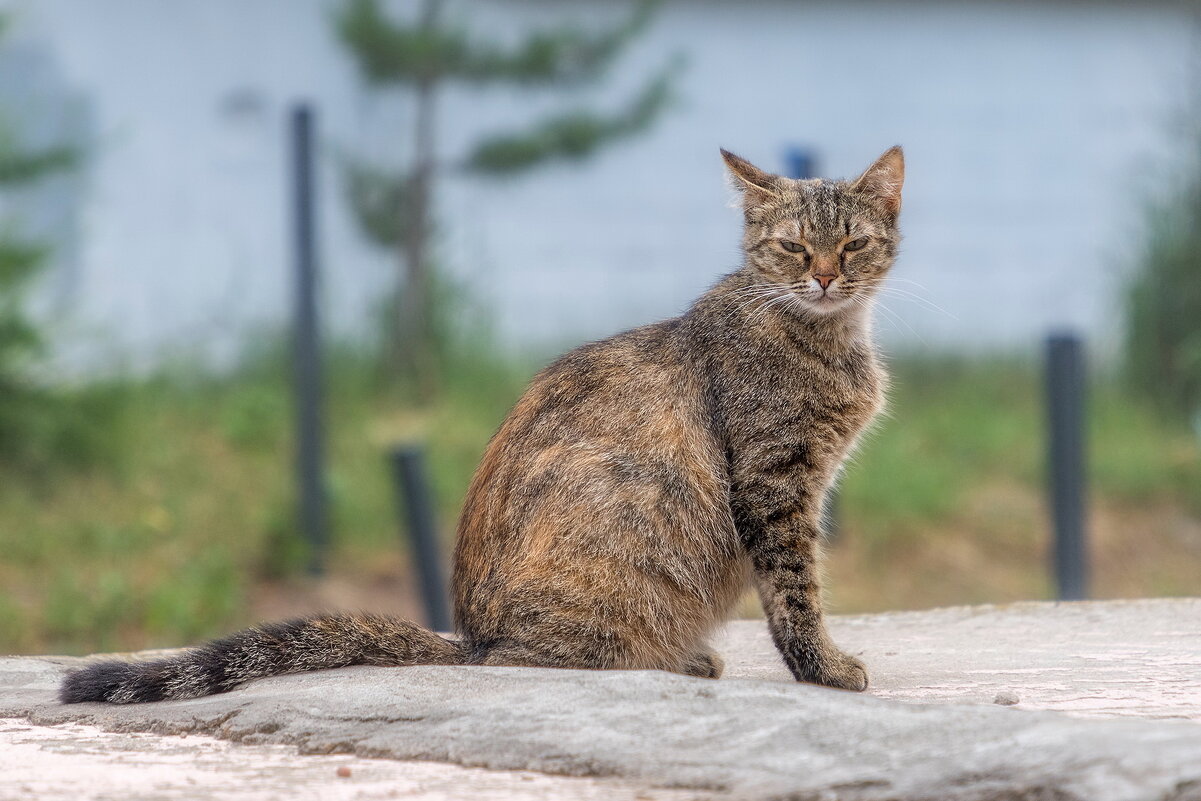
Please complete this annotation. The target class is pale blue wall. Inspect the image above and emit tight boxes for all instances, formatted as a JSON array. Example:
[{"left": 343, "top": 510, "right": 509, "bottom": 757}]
[{"left": 0, "top": 0, "right": 1196, "bottom": 370}]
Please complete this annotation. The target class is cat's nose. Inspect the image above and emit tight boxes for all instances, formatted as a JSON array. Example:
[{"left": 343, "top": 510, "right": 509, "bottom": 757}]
[{"left": 814, "top": 274, "right": 837, "bottom": 290}]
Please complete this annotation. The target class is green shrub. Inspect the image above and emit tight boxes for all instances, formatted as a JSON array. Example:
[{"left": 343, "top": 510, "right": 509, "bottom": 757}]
[
  {"left": 0, "top": 19, "right": 128, "bottom": 474},
  {"left": 1123, "top": 163, "right": 1201, "bottom": 420}
]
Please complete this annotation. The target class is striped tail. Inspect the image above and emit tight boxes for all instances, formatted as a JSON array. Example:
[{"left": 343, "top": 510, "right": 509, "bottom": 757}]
[{"left": 59, "top": 613, "right": 465, "bottom": 704}]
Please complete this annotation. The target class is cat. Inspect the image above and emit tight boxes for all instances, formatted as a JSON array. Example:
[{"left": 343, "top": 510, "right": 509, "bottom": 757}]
[{"left": 60, "top": 146, "right": 903, "bottom": 704}]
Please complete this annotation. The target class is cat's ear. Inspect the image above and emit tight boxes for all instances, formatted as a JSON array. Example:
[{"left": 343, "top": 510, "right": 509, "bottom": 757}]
[
  {"left": 852, "top": 146, "right": 904, "bottom": 216},
  {"left": 721, "top": 149, "right": 779, "bottom": 204}
]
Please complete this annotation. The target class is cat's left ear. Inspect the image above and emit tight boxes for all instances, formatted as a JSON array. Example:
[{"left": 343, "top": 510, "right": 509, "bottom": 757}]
[{"left": 852, "top": 146, "right": 904, "bottom": 217}]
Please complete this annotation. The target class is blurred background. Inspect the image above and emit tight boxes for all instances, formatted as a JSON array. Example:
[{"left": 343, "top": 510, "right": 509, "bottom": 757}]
[{"left": 1, "top": 0, "right": 1199, "bottom": 655}]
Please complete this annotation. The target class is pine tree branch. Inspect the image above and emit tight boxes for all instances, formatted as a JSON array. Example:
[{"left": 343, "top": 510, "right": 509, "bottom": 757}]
[
  {"left": 341, "top": 157, "right": 416, "bottom": 247},
  {"left": 0, "top": 237, "right": 46, "bottom": 290},
  {"left": 334, "top": 0, "right": 658, "bottom": 87},
  {"left": 0, "top": 144, "right": 75, "bottom": 187},
  {"left": 462, "top": 59, "right": 677, "bottom": 175},
  {"left": 334, "top": 0, "right": 467, "bottom": 84},
  {"left": 0, "top": 237, "right": 47, "bottom": 370},
  {"left": 457, "top": 1, "right": 658, "bottom": 86}
]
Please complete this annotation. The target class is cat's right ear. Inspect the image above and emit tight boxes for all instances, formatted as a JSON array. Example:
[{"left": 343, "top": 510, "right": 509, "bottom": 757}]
[
  {"left": 852, "top": 146, "right": 904, "bottom": 217},
  {"left": 721, "top": 149, "right": 779, "bottom": 206}
]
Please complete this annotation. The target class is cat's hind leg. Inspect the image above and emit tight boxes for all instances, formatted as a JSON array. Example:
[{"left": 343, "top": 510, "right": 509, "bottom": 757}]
[
  {"left": 470, "top": 639, "right": 725, "bottom": 679},
  {"left": 468, "top": 641, "right": 600, "bottom": 669}
]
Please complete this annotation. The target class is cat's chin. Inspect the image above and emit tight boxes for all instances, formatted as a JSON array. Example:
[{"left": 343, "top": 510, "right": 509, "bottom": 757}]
[{"left": 797, "top": 294, "right": 854, "bottom": 316}]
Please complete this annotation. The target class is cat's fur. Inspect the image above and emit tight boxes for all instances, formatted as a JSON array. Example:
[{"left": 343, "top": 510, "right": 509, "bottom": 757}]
[{"left": 61, "top": 146, "right": 903, "bottom": 704}]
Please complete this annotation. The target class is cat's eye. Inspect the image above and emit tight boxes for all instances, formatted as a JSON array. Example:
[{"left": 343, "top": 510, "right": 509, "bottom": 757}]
[
  {"left": 843, "top": 237, "right": 869, "bottom": 252},
  {"left": 779, "top": 240, "right": 806, "bottom": 254}
]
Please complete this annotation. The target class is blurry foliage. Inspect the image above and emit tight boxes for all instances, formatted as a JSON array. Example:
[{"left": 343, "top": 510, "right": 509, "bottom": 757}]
[
  {"left": 844, "top": 358, "right": 1201, "bottom": 543},
  {"left": 0, "top": 139, "right": 74, "bottom": 185},
  {"left": 465, "top": 66, "right": 675, "bottom": 174},
  {"left": 830, "top": 358, "right": 1201, "bottom": 610},
  {"left": 4, "top": 353, "right": 1201, "bottom": 654},
  {"left": 335, "top": 0, "right": 670, "bottom": 180},
  {"left": 0, "top": 19, "right": 125, "bottom": 474},
  {"left": 1123, "top": 166, "right": 1201, "bottom": 421},
  {"left": 341, "top": 162, "right": 418, "bottom": 250},
  {"left": 333, "top": 0, "right": 677, "bottom": 397},
  {"left": 337, "top": 0, "right": 654, "bottom": 86},
  {"left": 0, "top": 334, "right": 536, "bottom": 654}
]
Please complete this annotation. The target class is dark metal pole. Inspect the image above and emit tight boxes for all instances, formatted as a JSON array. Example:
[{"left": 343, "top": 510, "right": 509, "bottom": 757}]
[
  {"left": 290, "top": 103, "right": 329, "bottom": 575},
  {"left": 390, "top": 445, "right": 453, "bottom": 632},
  {"left": 1046, "top": 332, "right": 1088, "bottom": 600},
  {"left": 784, "top": 145, "right": 819, "bottom": 181}
]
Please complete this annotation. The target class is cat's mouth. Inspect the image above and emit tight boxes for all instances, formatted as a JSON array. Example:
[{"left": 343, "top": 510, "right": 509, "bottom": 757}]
[{"left": 801, "top": 291, "right": 852, "bottom": 315}]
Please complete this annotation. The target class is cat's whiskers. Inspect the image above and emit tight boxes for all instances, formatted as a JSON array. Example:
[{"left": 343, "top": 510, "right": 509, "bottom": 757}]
[
  {"left": 735, "top": 288, "right": 789, "bottom": 320},
  {"left": 757, "top": 292, "right": 801, "bottom": 324},
  {"left": 846, "top": 293, "right": 895, "bottom": 336},
  {"left": 870, "top": 287, "right": 956, "bottom": 318},
  {"left": 744, "top": 278, "right": 811, "bottom": 321},
  {"left": 882, "top": 276, "right": 934, "bottom": 292},
  {"left": 852, "top": 292, "right": 926, "bottom": 343},
  {"left": 784, "top": 291, "right": 812, "bottom": 321},
  {"left": 725, "top": 281, "right": 813, "bottom": 323},
  {"left": 727, "top": 283, "right": 779, "bottom": 298},
  {"left": 724, "top": 283, "right": 785, "bottom": 309},
  {"left": 860, "top": 278, "right": 957, "bottom": 320},
  {"left": 741, "top": 297, "right": 783, "bottom": 323}
]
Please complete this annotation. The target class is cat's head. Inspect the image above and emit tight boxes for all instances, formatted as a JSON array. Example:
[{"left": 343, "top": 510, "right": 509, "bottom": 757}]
[{"left": 722, "top": 147, "right": 904, "bottom": 316}]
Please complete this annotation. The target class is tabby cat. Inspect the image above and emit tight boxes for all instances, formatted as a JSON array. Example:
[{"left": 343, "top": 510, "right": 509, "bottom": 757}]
[{"left": 61, "top": 146, "right": 903, "bottom": 704}]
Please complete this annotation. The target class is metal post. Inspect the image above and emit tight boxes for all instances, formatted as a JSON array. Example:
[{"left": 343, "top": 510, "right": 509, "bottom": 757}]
[
  {"left": 785, "top": 145, "right": 819, "bottom": 180},
  {"left": 1046, "top": 332, "right": 1088, "bottom": 600},
  {"left": 390, "top": 445, "right": 453, "bottom": 632},
  {"left": 290, "top": 103, "right": 329, "bottom": 575}
]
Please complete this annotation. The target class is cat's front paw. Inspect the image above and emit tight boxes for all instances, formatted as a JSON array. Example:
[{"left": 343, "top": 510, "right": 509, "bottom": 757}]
[{"left": 794, "top": 649, "right": 869, "bottom": 692}]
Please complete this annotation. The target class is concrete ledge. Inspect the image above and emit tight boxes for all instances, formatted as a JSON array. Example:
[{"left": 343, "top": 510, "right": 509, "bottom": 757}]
[
  {"left": 3, "top": 599, "right": 1200, "bottom": 800},
  {"left": 721, "top": 598, "right": 1201, "bottom": 720}
]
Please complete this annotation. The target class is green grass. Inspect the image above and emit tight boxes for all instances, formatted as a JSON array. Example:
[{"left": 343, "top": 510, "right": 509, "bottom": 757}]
[
  {"left": 0, "top": 342, "right": 534, "bottom": 654},
  {"left": 1, "top": 350, "right": 1198, "bottom": 654},
  {"left": 842, "top": 358, "right": 1201, "bottom": 540},
  {"left": 842, "top": 359, "right": 1039, "bottom": 539},
  {"left": 827, "top": 357, "right": 1201, "bottom": 611}
]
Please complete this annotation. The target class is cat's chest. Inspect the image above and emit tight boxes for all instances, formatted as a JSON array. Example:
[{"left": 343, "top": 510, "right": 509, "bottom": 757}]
[{"left": 741, "top": 347, "right": 883, "bottom": 440}]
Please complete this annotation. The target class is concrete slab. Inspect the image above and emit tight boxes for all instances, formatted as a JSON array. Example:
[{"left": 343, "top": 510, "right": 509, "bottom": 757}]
[
  {"left": 0, "top": 720, "right": 700, "bottom": 801},
  {"left": 3, "top": 599, "right": 1200, "bottom": 800},
  {"left": 719, "top": 598, "right": 1201, "bottom": 720}
]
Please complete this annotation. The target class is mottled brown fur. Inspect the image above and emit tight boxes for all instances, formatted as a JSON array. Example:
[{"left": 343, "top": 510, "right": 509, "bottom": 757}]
[{"left": 61, "top": 147, "right": 903, "bottom": 703}]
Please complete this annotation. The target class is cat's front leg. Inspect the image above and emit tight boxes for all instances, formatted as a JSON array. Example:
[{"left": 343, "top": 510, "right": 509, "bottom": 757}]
[{"left": 745, "top": 513, "right": 868, "bottom": 691}]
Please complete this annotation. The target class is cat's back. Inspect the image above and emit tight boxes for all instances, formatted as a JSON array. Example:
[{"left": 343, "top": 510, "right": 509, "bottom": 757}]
[
  {"left": 452, "top": 319, "right": 743, "bottom": 656},
  {"left": 512, "top": 319, "right": 698, "bottom": 440},
  {"left": 455, "top": 318, "right": 725, "bottom": 546}
]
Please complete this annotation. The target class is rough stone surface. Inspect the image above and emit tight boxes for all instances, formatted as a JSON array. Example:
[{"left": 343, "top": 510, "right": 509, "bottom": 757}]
[
  {"left": 717, "top": 597, "right": 1201, "bottom": 720},
  {"left": 3, "top": 599, "right": 1201, "bottom": 800},
  {"left": 0, "top": 721, "right": 699, "bottom": 800}
]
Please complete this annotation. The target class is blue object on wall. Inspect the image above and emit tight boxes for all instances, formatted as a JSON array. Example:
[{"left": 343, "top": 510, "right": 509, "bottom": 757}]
[{"left": 785, "top": 146, "right": 819, "bottom": 179}]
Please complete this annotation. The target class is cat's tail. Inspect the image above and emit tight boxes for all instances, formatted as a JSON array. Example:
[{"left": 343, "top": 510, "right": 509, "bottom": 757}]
[{"left": 59, "top": 612, "right": 465, "bottom": 704}]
